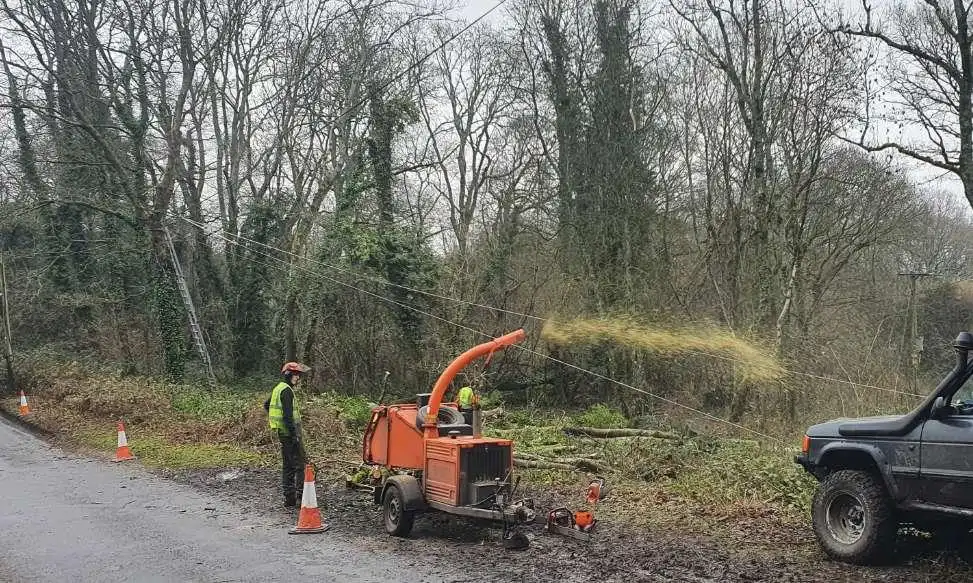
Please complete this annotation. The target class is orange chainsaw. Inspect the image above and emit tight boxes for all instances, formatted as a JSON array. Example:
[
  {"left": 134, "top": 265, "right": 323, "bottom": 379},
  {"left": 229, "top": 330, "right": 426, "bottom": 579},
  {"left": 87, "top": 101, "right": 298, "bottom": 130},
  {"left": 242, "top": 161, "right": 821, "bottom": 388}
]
[{"left": 545, "top": 477, "right": 607, "bottom": 541}]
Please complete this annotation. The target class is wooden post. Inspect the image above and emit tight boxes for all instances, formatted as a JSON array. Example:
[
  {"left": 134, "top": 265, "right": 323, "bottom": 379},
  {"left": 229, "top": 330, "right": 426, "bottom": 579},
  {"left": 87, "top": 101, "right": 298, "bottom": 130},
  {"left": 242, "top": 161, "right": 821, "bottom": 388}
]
[{"left": 0, "top": 252, "right": 15, "bottom": 394}]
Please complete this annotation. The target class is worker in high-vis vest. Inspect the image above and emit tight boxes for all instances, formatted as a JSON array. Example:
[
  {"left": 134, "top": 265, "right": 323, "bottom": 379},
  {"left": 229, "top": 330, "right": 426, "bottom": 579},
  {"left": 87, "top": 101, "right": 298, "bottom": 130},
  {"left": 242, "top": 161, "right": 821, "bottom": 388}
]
[
  {"left": 264, "top": 361, "right": 310, "bottom": 508},
  {"left": 457, "top": 385, "right": 475, "bottom": 425}
]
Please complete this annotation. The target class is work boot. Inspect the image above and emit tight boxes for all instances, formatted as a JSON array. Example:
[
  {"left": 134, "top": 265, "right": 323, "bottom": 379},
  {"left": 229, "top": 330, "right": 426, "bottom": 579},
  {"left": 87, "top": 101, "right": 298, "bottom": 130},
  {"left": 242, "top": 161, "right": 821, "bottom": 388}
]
[{"left": 283, "top": 495, "right": 297, "bottom": 508}]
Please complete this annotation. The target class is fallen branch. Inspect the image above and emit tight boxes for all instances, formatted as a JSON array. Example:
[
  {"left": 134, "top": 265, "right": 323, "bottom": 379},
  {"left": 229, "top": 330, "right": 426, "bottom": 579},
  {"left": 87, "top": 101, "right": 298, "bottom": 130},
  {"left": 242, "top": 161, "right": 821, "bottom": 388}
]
[
  {"left": 513, "top": 458, "right": 574, "bottom": 471},
  {"left": 482, "top": 406, "right": 504, "bottom": 419},
  {"left": 345, "top": 478, "right": 376, "bottom": 493},
  {"left": 513, "top": 457, "right": 605, "bottom": 473},
  {"left": 563, "top": 427, "right": 680, "bottom": 440},
  {"left": 511, "top": 452, "right": 545, "bottom": 461}
]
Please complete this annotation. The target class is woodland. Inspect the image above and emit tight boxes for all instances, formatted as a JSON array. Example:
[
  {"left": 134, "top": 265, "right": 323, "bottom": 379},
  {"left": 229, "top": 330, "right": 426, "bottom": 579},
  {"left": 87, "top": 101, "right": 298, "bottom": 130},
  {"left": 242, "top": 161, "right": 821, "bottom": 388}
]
[{"left": 1, "top": 0, "right": 972, "bottom": 435}]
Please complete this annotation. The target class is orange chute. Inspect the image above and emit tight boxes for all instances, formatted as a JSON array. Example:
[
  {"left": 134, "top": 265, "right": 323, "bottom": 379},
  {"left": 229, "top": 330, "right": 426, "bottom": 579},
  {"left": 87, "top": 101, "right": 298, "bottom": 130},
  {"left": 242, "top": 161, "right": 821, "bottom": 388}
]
[{"left": 423, "top": 329, "right": 526, "bottom": 436}]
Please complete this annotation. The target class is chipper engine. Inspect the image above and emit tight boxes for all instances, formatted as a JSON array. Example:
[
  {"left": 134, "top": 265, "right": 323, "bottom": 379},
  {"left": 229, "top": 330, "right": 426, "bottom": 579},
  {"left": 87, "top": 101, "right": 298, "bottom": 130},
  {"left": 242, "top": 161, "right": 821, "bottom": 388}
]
[{"left": 362, "top": 329, "right": 535, "bottom": 544}]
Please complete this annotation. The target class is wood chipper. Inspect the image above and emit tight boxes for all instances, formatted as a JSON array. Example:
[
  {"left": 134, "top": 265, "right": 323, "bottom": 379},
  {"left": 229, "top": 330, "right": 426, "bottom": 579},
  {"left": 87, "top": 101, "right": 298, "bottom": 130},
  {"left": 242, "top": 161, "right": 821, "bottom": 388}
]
[{"left": 362, "top": 329, "right": 536, "bottom": 543}]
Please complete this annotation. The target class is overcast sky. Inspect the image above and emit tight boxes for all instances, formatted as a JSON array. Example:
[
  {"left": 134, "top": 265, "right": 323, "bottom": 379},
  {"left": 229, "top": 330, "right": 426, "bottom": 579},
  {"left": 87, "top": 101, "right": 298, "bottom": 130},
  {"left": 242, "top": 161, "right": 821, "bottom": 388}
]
[{"left": 448, "top": 0, "right": 968, "bottom": 212}]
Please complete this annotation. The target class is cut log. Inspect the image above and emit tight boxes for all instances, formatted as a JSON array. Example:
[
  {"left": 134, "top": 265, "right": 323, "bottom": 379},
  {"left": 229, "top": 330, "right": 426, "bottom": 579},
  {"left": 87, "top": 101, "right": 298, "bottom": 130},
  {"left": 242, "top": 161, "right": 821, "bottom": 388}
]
[{"left": 563, "top": 427, "right": 680, "bottom": 440}]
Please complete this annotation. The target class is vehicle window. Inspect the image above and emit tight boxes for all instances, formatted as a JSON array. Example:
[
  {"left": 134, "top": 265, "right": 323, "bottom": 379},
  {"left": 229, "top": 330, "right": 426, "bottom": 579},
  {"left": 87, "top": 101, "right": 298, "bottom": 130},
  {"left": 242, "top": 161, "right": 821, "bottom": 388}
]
[{"left": 950, "top": 376, "right": 973, "bottom": 414}]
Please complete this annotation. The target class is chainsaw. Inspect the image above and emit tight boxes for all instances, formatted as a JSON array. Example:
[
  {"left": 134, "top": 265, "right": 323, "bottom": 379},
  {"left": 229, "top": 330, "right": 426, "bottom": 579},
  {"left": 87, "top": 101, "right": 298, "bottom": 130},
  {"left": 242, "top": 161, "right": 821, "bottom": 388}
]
[
  {"left": 545, "top": 507, "right": 596, "bottom": 541},
  {"left": 545, "top": 477, "right": 607, "bottom": 541}
]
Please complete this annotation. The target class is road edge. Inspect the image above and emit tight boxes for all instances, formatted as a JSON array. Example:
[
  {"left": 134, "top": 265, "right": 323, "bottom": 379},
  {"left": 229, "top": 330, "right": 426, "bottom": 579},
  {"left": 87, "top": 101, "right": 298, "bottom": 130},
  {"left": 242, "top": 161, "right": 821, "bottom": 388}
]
[{"left": 0, "top": 405, "right": 54, "bottom": 437}]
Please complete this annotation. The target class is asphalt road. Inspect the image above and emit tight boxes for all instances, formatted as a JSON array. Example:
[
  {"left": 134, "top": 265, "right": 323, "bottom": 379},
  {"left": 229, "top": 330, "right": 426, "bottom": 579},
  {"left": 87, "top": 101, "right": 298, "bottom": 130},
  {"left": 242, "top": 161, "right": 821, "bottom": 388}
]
[{"left": 0, "top": 417, "right": 458, "bottom": 583}]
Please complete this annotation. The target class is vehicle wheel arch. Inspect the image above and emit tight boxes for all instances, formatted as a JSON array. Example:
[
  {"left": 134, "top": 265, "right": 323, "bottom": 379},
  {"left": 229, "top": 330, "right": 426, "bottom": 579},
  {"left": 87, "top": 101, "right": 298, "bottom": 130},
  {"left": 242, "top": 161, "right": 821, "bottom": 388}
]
[{"left": 817, "top": 444, "right": 898, "bottom": 499}]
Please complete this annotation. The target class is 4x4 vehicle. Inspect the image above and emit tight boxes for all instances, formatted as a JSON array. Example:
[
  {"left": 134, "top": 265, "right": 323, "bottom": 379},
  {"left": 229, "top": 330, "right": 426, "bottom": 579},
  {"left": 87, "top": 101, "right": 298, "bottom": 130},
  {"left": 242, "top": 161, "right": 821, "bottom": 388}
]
[{"left": 796, "top": 331, "right": 973, "bottom": 564}]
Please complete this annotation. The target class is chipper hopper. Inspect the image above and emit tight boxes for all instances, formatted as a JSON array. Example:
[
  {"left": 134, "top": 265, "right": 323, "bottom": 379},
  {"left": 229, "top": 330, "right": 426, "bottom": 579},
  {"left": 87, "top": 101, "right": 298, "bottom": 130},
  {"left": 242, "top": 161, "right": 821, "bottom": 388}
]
[{"left": 362, "top": 329, "right": 535, "bottom": 543}]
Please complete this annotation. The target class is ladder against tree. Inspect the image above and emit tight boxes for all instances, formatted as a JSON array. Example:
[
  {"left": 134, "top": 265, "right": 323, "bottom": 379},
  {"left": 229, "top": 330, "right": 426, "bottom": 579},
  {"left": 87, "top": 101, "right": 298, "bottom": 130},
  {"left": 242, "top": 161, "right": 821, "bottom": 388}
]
[{"left": 163, "top": 227, "right": 216, "bottom": 388}]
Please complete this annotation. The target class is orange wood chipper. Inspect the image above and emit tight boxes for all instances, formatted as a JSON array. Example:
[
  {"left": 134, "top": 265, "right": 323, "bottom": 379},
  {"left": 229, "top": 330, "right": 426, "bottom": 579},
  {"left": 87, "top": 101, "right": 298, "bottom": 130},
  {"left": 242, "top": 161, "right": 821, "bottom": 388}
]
[{"left": 362, "top": 329, "right": 536, "bottom": 544}]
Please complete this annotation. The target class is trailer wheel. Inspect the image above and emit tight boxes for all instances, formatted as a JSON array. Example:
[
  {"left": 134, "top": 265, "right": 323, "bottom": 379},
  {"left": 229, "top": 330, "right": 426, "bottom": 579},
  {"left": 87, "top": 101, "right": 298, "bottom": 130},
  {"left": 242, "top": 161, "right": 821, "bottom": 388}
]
[{"left": 383, "top": 484, "right": 415, "bottom": 537}]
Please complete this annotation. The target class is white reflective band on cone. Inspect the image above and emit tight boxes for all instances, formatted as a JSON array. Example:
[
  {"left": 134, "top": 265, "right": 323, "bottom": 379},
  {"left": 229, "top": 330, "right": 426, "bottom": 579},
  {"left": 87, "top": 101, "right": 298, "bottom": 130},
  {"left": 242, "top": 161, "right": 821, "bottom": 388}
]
[
  {"left": 118, "top": 431, "right": 128, "bottom": 447},
  {"left": 301, "top": 481, "right": 318, "bottom": 509}
]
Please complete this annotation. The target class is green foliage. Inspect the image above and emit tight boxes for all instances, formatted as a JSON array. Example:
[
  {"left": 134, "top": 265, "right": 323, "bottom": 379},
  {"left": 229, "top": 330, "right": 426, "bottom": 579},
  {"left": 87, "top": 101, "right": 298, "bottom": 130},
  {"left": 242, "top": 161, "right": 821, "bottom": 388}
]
[
  {"left": 500, "top": 409, "right": 535, "bottom": 427},
  {"left": 572, "top": 404, "right": 628, "bottom": 428},
  {"left": 170, "top": 387, "right": 255, "bottom": 421},
  {"left": 314, "top": 394, "right": 373, "bottom": 428},
  {"left": 229, "top": 202, "right": 281, "bottom": 376},
  {"left": 152, "top": 260, "right": 188, "bottom": 380},
  {"left": 477, "top": 390, "right": 502, "bottom": 410},
  {"left": 488, "top": 424, "right": 567, "bottom": 450},
  {"left": 667, "top": 441, "right": 815, "bottom": 514},
  {"left": 348, "top": 466, "right": 372, "bottom": 484}
]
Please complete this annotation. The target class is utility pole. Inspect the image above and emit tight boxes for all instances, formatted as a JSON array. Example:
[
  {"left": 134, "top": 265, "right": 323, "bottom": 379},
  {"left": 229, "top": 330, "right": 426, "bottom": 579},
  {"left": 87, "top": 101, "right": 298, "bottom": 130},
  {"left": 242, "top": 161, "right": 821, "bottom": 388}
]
[
  {"left": 899, "top": 271, "right": 934, "bottom": 391},
  {"left": 0, "top": 252, "right": 16, "bottom": 395}
]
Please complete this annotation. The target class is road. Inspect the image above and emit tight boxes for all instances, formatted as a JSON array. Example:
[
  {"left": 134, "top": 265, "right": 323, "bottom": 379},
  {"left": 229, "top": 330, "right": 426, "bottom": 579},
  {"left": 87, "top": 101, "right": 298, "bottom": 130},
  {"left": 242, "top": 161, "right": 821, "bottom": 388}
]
[{"left": 0, "top": 417, "right": 459, "bottom": 583}]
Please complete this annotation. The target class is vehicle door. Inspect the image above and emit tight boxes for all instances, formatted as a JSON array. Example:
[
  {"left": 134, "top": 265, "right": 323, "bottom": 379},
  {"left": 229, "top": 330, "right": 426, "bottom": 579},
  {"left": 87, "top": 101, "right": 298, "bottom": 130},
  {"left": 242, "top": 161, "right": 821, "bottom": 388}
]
[{"left": 920, "top": 373, "right": 973, "bottom": 508}]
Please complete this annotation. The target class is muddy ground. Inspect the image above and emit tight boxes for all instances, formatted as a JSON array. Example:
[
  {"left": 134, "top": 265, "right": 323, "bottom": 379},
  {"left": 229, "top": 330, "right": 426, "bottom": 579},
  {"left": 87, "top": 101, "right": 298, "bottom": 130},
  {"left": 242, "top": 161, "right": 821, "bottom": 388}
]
[{"left": 164, "top": 465, "right": 973, "bottom": 583}]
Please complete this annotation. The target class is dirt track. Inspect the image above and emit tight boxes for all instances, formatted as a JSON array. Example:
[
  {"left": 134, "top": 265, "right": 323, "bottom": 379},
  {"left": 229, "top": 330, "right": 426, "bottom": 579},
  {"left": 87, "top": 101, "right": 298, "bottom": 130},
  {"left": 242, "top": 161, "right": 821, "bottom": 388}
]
[{"left": 171, "top": 466, "right": 973, "bottom": 583}]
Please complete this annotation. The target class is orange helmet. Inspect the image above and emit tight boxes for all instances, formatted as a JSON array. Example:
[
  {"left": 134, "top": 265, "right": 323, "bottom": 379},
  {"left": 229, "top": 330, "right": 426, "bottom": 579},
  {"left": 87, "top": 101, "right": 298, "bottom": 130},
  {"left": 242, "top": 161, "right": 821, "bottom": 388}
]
[{"left": 281, "top": 362, "right": 311, "bottom": 375}]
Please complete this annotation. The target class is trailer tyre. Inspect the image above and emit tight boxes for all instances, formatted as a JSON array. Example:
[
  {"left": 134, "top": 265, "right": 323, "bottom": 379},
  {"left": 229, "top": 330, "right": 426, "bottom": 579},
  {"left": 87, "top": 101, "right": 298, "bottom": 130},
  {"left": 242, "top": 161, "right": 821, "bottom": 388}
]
[{"left": 383, "top": 484, "right": 415, "bottom": 537}]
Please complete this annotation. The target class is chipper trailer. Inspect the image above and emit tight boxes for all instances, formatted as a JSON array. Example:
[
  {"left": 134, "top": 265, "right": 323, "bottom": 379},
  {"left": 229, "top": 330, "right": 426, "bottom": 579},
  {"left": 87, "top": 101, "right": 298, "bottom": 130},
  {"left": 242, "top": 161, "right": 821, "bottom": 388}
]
[{"left": 362, "top": 329, "right": 536, "bottom": 544}]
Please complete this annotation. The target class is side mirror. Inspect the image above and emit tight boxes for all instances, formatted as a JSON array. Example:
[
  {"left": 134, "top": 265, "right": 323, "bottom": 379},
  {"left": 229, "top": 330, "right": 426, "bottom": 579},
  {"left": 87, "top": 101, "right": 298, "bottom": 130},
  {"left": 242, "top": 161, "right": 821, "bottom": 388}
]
[{"left": 931, "top": 396, "right": 947, "bottom": 420}]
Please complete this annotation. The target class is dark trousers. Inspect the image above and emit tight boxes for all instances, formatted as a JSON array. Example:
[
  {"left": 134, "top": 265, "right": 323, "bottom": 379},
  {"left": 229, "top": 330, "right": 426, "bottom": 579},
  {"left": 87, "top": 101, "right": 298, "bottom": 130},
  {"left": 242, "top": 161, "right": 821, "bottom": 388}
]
[{"left": 278, "top": 432, "right": 303, "bottom": 502}]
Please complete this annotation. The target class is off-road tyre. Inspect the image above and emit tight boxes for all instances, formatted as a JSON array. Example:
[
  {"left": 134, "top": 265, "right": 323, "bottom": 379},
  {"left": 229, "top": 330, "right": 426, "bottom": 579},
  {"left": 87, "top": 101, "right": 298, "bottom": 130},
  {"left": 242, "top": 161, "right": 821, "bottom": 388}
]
[
  {"left": 812, "top": 470, "right": 896, "bottom": 565},
  {"left": 383, "top": 484, "right": 415, "bottom": 537}
]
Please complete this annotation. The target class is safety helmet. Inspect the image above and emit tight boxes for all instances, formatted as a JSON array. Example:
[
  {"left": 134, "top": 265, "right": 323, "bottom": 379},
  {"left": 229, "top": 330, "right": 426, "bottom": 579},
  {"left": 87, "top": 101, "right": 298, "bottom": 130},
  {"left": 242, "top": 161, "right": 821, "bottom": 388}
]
[{"left": 281, "top": 362, "right": 311, "bottom": 375}]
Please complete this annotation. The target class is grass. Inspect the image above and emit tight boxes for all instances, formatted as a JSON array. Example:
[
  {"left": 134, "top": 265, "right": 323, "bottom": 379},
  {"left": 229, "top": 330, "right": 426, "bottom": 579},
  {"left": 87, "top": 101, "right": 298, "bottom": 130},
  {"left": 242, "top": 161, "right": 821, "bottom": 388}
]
[
  {"left": 541, "top": 316, "right": 783, "bottom": 382},
  {"left": 75, "top": 428, "right": 267, "bottom": 469}
]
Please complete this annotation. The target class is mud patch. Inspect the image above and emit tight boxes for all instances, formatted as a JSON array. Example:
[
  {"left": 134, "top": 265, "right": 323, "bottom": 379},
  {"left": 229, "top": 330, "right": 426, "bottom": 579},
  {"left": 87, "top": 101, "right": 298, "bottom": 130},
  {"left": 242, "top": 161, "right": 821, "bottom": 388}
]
[{"left": 167, "top": 466, "right": 973, "bottom": 583}]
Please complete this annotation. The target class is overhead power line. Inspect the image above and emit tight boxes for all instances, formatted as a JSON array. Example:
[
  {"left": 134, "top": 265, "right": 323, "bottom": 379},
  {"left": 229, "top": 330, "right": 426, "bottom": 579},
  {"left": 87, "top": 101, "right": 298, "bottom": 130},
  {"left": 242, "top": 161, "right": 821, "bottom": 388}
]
[{"left": 180, "top": 215, "right": 925, "bottom": 399}]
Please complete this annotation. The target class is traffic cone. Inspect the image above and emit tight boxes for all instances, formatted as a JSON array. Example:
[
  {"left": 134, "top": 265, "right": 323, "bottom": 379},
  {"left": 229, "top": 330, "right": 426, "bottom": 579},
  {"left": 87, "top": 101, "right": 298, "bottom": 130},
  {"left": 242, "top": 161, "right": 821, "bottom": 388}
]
[
  {"left": 18, "top": 391, "right": 30, "bottom": 416},
  {"left": 113, "top": 421, "right": 135, "bottom": 462},
  {"left": 289, "top": 464, "right": 329, "bottom": 534}
]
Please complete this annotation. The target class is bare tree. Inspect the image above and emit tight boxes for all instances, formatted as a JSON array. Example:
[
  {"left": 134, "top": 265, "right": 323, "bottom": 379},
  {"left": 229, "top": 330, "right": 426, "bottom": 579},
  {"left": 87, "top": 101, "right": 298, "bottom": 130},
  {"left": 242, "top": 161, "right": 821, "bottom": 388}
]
[{"left": 835, "top": 0, "right": 973, "bottom": 211}]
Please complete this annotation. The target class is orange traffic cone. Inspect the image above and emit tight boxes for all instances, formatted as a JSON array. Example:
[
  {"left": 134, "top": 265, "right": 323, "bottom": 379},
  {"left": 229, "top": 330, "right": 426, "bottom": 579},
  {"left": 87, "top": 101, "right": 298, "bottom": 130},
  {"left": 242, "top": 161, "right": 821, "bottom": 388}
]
[
  {"left": 289, "top": 464, "right": 329, "bottom": 534},
  {"left": 113, "top": 421, "right": 135, "bottom": 462},
  {"left": 18, "top": 391, "right": 30, "bottom": 416}
]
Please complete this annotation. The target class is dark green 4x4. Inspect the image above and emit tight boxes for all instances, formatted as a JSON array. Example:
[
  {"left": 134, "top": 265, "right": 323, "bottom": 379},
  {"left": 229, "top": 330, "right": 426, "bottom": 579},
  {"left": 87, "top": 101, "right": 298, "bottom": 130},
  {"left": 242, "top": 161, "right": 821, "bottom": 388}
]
[{"left": 796, "top": 331, "right": 973, "bottom": 564}]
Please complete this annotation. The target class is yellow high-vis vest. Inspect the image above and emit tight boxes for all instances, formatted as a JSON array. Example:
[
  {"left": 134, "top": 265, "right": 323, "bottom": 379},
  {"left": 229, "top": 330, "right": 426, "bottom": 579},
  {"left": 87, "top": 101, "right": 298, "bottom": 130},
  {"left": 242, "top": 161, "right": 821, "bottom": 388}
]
[
  {"left": 268, "top": 382, "right": 301, "bottom": 434},
  {"left": 458, "top": 386, "right": 474, "bottom": 409}
]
